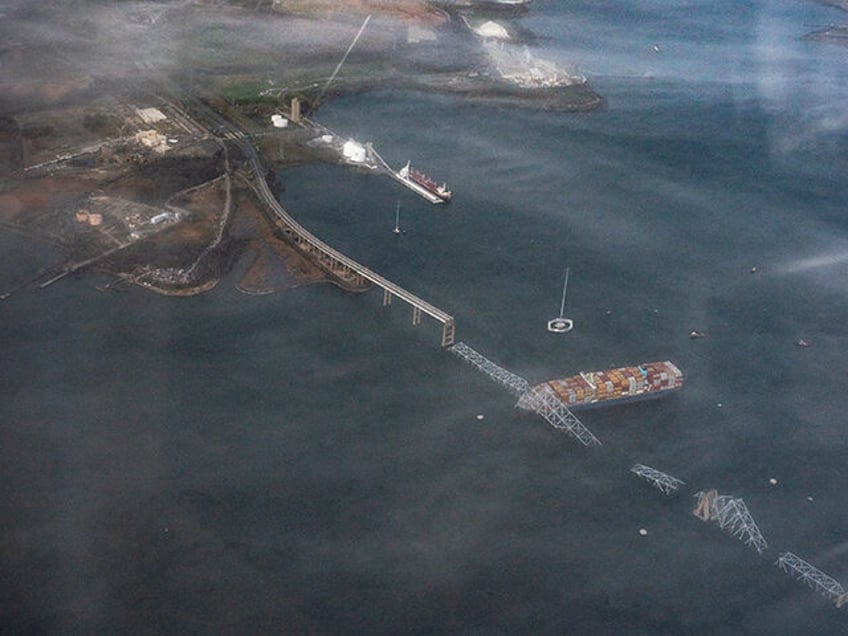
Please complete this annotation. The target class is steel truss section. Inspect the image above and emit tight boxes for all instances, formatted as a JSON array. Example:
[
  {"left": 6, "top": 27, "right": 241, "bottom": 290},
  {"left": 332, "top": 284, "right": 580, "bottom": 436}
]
[
  {"left": 516, "top": 384, "right": 601, "bottom": 447},
  {"left": 449, "top": 343, "right": 600, "bottom": 446},
  {"left": 693, "top": 491, "right": 768, "bottom": 554},
  {"left": 631, "top": 464, "right": 685, "bottom": 495},
  {"left": 776, "top": 552, "right": 848, "bottom": 608},
  {"left": 449, "top": 342, "right": 530, "bottom": 397}
]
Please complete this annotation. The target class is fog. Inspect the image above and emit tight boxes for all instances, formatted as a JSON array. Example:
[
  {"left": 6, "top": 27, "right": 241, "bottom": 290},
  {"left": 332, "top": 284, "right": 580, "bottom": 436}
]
[
  {"left": 4, "top": 2, "right": 848, "bottom": 634},
  {"left": 0, "top": 0, "right": 450, "bottom": 108}
]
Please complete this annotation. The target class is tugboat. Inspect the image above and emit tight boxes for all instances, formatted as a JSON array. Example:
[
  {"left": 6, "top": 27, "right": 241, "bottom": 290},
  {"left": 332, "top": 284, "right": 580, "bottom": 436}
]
[{"left": 399, "top": 161, "right": 452, "bottom": 202}]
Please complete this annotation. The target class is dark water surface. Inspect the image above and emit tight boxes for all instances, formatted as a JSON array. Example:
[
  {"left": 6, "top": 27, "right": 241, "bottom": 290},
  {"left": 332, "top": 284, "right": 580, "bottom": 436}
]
[{"left": 3, "top": 1, "right": 848, "bottom": 633}]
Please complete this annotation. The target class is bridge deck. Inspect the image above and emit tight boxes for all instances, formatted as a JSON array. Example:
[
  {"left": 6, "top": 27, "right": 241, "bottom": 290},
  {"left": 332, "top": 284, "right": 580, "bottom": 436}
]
[{"left": 183, "top": 99, "right": 456, "bottom": 347}]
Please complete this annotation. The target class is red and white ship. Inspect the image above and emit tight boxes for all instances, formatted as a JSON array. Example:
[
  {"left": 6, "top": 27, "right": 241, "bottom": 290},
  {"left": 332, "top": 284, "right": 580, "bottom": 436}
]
[{"left": 399, "top": 161, "right": 452, "bottom": 202}]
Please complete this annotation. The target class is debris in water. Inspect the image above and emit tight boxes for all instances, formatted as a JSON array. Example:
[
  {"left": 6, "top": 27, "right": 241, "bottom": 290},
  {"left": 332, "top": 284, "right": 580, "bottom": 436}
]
[
  {"left": 797, "top": 339, "right": 810, "bottom": 348},
  {"left": 769, "top": 478, "right": 778, "bottom": 486},
  {"left": 476, "top": 414, "right": 485, "bottom": 421},
  {"left": 689, "top": 330, "right": 706, "bottom": 339},
  {"left": 639, "top": 528, "right": 648, "bottom": 536}
]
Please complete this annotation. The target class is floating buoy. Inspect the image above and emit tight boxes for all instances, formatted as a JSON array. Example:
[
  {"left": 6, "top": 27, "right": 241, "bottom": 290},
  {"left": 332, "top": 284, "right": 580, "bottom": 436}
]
[
  {"left": 769, "top": 478, "right": 778, "bottom": 486},
  {"left": 639, "top": 528, "right": 648, "bottom": 536},
  {"left": 476, "top": 414, "right": 484, "bottom": 421},
  {"left": 547, "top": 317, "right": 573, "bottom": 333}
]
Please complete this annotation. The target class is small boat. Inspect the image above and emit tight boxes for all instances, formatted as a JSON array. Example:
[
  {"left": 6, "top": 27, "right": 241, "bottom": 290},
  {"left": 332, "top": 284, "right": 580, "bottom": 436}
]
[
  {"left": 393, "top": 201, "right": 402, "bottom": 235},
  {"left": 547, "top": 267, "right": 573, "bottom": 333}
]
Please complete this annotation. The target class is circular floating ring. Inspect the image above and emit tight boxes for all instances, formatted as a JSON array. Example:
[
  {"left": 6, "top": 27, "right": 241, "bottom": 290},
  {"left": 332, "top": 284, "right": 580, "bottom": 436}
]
[{"left": 547, "top": 317, "right": 574, "bottom": 333}]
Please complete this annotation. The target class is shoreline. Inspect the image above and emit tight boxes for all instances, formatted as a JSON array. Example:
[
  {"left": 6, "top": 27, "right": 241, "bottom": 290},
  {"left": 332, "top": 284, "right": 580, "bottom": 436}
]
[{"left": 0, "top": 0, "right": 604, "bottom": 299}]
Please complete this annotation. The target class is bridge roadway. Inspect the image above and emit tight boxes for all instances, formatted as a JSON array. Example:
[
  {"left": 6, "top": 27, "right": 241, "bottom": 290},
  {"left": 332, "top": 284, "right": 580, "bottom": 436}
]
[{"left": 183, "top": 98, "right": 456, "bottom": 347}]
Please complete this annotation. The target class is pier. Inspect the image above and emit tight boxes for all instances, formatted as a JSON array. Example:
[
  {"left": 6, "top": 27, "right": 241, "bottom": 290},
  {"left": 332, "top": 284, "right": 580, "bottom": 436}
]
[{"left": 297, "top": 114, "right": 446, "bottom": 205}]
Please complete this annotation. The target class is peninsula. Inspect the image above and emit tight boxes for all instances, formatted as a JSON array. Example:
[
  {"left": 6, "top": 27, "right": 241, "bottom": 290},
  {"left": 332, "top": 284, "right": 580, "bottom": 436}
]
[{"left": 0, "top": 0, "right": 602, "bottom": 297}]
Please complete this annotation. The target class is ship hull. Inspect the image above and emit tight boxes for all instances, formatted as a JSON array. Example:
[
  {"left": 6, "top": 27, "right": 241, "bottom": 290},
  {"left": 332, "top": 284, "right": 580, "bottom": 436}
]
[
  {"left": 527, "top": 360, "right": 683, "bottom": 411},
  {"left": 566, "top": 386, "right": 681, "bottom": 411},
  {"left": 409, "top": 174, "right": 452, "bottom": 201},
  {"left": 399, "top": 161, "right": 452, "bottom": 201}
]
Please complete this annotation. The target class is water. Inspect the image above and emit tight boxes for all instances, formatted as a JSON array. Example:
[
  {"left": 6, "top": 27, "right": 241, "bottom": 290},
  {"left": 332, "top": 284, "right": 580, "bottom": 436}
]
[{"left": 3, "top": 1, "right": 848, "bottom": 633}]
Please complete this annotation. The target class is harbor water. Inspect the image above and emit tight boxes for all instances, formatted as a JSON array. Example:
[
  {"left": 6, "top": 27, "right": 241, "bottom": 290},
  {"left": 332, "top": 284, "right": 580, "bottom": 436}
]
[{"left": 3, "top": 0, "right": 848, "bottom": 633}]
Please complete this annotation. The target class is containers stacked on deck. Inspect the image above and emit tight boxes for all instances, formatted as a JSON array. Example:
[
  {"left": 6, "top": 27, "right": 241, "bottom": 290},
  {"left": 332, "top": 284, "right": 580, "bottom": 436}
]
[{"left": 535, "top": 361, "right": 683, "bottom": 410}]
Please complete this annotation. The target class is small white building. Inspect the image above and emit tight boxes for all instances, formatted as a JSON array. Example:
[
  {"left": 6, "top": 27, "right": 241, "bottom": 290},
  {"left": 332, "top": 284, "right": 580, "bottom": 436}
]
[
  {"left": 270, "top": 114, "right": 289, "bottom": 128},
  {"left": 136, "top": 107, "right": 167, "bottom": 124}
]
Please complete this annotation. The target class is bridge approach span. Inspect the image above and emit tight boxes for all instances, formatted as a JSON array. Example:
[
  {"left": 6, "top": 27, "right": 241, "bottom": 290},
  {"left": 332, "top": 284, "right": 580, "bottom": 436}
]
[{"left": 185, "top": 98, "right": 456, "bottom": 347}]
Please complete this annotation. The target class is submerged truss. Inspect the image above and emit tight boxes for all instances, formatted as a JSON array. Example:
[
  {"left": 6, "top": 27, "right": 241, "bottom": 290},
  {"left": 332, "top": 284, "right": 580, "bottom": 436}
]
[
  {"left": 449, "top": 342, "right": 600, "bottom": 446},
  {"left": 631, "top": 464, "right": 685, "bottom": 495},
  {"left": 516, "top": 384, "right": 601, "bottom": 447},
  {"left": 449, "top": 342, "right": 530, "bottom": 397},
  {"left": 693, "top": 489, "right": 768, "bottom": 554},
  {"left": 776, "top": 552, "right": 848, "bottom": 608}
]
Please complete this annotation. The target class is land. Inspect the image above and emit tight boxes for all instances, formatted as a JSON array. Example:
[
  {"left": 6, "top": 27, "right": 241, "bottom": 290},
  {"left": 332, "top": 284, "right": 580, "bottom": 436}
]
[
  {"left": 816, "top": 0, "right": 848, "bottom": 12},
  {"left": 804, "top": 24, "right": 848, "bottom": 46},
  {"left": 0, "top": 0, "right": 602, "bottom": 298},
  {"left": 804, "top": 0, "right": 848, "bottom": 45}
]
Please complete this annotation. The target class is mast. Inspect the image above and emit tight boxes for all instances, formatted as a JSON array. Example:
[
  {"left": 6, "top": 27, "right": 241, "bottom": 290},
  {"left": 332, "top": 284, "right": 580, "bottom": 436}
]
[
  {"left": 558, "top": 267, "right": 569, "bottom": 318},
  {"left": 316, "top": 15, "right": 371, "bottom": 108},
  {"left": 547, "top": 267, "right": 574, "bottom": 333},
  {"left": 393, "top": 200, "right": 401, "bottom": 235}
]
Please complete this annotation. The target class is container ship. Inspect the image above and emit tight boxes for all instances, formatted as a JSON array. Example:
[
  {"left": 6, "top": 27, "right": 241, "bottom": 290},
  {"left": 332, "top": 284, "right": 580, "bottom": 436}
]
[
  {"left": 524, "top": 361, "right": 683, "bottom": 410},
  {"left": 398, "top": 161, "right": 452, "bottom": 202}
]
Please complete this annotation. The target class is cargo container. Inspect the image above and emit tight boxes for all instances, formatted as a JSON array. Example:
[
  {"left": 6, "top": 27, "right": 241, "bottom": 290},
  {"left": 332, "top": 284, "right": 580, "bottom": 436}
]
[{"left": 530, "top": 361, "right": 683, "bottom": 410}]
